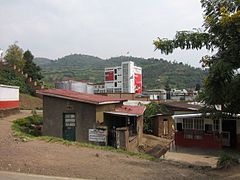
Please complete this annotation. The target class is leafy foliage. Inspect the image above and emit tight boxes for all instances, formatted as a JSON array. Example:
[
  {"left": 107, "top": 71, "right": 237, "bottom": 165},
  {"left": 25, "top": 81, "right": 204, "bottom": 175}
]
[
  {"left": 34, "top": 54, "right": 207, "bottom": 89},
  {"left": 154, "top": 0, "right": 240, "bottom": 114},
  {"left": 1, "top": 45, "right": 43, "bottom": 94},
  {"left": 23, "top": 50, "right": 43, "bottom": 81},
  {"left": 4, "top": 44, "right": 25, "bottom": 69},
  {"left": 0, "top": 66, "right": 33, "bottom": 94},
  {"left": 13, "top": 115, "right": 43, "bottom": 136}
]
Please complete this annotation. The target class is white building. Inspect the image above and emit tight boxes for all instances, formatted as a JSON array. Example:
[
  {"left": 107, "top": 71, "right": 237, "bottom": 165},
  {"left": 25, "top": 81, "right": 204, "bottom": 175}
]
[
  {"left": 0, "top": 84, "right": 19, "bottom": 109},
  {"left": 104, "top": 61, "right": 142, "bottom": 94},
  {"left": 55, "top": 80, "right": 94, "bottom": 94}
]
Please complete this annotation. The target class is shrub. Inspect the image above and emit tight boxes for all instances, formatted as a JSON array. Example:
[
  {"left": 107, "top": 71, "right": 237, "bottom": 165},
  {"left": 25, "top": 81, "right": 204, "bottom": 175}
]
[
  {"left": 217, "top": 151, "right": 238, "bottom": 169},
  {"left": 14, "top": 115, "right": 43, "bottom": 136}
]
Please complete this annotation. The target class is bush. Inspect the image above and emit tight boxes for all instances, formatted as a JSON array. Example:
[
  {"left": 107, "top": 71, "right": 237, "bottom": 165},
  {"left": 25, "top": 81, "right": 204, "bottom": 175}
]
[
  {"left": 14, "top": 115, "right": 43, "bottom": 136},
  {"left": 217, "top": 151, "right": 238, "bottom": 169}
]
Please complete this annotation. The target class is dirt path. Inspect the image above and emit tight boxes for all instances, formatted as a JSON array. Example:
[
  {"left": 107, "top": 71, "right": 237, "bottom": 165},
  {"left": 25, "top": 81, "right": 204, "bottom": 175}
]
[{"left": 0, "top": 111, "right": 220, "bottom": 179}]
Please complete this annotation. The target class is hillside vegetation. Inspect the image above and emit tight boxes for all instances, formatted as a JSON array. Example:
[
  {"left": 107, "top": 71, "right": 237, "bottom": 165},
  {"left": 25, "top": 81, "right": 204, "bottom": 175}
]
[
  {"left": 34, "top": 54, "right": 207, "bottom": 89},
  {"left": 19, "top": 94, "right": 43, "bottom": 110}
]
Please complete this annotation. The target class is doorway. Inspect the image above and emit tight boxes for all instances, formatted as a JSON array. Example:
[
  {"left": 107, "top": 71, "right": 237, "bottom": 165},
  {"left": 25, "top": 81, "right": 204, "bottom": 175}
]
[
  {"left": 63, "top": 113, "right": 76, "bottom": 141},
  {"left": 222, "top": 119, "right": 236, "bottom": 148}
]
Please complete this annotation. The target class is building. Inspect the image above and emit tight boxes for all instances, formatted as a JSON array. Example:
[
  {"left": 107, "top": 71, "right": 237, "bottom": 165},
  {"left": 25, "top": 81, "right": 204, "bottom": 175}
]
[
  {"left": 161, "top": 101, "right": 203, "bottom": 115},
  {"left": 37, "top": 89, "right": 145, "bottom": 151},
  {"left": 144, "top": 89, "right": 198, "bottom": 101},
  {"left": 151, "top": 114, "right": 174, "bottom": 139},
  {"left": 0, "top": 84, "right": 19, "bottom": 117},
  {"left": 55, "top": 80, "right": 94, "bottom": 94},
  {"left": 104, "top": 61, "right": 142, "bottom": 94},
  {"left": 93, "top": 83, "right": 105, "bottom": 94},
  {"left": 173, "top": 113, "right": 240, "bottom": 149}
]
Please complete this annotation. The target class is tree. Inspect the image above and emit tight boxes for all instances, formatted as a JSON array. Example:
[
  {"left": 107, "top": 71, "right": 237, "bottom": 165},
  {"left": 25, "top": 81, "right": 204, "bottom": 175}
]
[
  {"left": 23, "top": 50, "right": 43, "bottom": 81},
  {"left": 4, "top": 44, "right": 25, "bottom": 69},
  {"left": 154, "top": 0, "right": 240, "bottom": 115}
]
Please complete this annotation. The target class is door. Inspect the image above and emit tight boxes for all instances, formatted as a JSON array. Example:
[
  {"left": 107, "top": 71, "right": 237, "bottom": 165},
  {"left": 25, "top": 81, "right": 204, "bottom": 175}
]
[
  {"left": 63, "top": 113, "right": 76, "bottom": 141},
  {"left": 222, "top": 131, "right": 230, "bottom": 147}
]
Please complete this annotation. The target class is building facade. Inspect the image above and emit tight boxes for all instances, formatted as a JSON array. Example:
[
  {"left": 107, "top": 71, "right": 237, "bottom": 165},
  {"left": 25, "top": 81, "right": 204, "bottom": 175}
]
[
  {"left": 55, "top": 80, "right": 94, "bottom": 94},
  {"left": 37, "top": 89, "right": 145, "bottom": 151},
  {"left": 104, "top": 61, "right": 142, "bottom": 94}
]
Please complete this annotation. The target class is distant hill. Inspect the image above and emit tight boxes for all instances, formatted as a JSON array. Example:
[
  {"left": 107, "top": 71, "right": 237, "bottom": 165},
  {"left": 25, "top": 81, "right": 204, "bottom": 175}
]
[
  {"left": 33, "top": 57, "right": 53, "bottom": 66},
  {"left": 34, "top": 54, "right": 207, "bottom": 89}
]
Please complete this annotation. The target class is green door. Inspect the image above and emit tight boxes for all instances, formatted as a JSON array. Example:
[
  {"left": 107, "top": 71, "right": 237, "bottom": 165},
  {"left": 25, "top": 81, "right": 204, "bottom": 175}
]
[{"left": 63, "top": 113, "right": 76, "bottom": 141}]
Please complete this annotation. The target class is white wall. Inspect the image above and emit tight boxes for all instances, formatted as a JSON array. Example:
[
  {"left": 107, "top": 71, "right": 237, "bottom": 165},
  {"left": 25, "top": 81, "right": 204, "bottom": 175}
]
[{"left": 0, "top": 85, "right": 19, "bottom": 101}]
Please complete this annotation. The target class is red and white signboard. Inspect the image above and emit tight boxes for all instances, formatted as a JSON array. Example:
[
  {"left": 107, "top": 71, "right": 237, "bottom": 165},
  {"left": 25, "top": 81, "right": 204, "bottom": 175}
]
[{"left": 105, "top": 71, "right": 114, "bottom": 81}]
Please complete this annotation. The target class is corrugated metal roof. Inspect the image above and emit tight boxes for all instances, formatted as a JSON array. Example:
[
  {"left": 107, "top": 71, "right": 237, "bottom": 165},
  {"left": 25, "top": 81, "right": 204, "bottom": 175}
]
[
  {"left": 37, "top": 89, "right": 127, "bottom": 105},
  {"left": 105, "top": 105, "right": 146, "bottom": 116}
]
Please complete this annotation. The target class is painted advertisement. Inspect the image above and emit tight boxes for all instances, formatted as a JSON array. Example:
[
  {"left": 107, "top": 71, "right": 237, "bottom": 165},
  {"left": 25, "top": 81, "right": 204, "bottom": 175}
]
[
  {"left": 134, "top": 67, "right": 142, "bottom": 94},
  {"left": 105, "top": 71, "right": 114, "bottom": 81}
]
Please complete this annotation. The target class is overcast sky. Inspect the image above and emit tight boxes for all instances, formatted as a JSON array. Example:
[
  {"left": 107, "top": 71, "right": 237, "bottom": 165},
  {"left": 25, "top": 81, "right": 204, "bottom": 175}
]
[{"left": 0, "top": 0, "right": 210, "bottom": 67}]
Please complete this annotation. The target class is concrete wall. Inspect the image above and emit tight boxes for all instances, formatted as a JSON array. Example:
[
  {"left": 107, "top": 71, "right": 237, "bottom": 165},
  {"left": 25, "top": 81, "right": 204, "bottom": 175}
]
[
  {"left": 42, "top": 96, "right": 96, "bottom": 143},
  {"left": 96, "top": 104, "right": 120, "bottom": 124},
  {"left": 0, "top": 84, "right": 19, "bottom": 109}
]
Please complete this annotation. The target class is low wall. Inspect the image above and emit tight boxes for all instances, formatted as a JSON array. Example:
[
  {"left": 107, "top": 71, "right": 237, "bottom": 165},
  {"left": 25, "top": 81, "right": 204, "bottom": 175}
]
[
  {"left": 175, "top": 132, "right": 222, "bottom": 149},
  {"left": 0, "top": 108, "right": 20, "bottom": 118}
]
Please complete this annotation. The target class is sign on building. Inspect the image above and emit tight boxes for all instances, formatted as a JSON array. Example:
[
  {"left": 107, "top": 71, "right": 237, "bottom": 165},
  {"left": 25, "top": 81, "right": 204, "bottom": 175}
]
[{"left": 89, "top": 128, "right": 107, "bottom": 143}]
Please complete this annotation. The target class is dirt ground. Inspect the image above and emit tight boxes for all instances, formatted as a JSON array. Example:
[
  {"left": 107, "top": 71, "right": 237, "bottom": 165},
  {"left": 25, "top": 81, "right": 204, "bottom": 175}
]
[{"left": 0, "top": 111, "right": 238, "bottom": 180}]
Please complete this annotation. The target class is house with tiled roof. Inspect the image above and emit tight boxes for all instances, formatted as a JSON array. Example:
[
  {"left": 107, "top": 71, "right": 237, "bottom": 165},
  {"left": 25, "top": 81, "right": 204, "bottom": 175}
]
[{"left": 37, "top": 89, "right": 146, "bottom": 151}]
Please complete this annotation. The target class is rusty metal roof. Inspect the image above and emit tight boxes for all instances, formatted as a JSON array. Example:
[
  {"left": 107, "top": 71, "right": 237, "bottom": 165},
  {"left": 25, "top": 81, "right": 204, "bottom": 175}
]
[
  {"left": 37, "top": 89, "right": 127, "bottom": 105},
  {"left": 105, "top": 105, "right": 146, "bottom": 116}
]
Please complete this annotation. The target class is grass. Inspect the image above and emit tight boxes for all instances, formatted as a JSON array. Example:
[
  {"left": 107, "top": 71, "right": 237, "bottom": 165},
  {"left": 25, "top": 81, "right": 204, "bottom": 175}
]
[
  {"left": 12, "top": 115, "right": 157, "bottom": 161},
  {"left": 20, "top": 93, "right": 43, "bottom": 110}
]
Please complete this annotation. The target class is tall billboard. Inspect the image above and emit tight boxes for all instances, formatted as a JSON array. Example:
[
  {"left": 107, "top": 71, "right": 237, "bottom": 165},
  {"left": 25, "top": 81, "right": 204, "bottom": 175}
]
[{"left": 134, "top": 67, "right": 142, "bottom": 94}]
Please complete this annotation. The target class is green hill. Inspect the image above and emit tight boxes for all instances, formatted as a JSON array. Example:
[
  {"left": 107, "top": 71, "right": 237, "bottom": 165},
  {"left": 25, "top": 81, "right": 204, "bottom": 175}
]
[{"left": 34, "top": 54, "right": 207, "bottom": 89}]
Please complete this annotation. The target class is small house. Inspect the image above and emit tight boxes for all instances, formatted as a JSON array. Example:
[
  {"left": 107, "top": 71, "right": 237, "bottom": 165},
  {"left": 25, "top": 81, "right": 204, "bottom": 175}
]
[
  {"left": 37, "top": 89, "right": 145, "bottom": 151},
  {"left": 173, "top": 113, "right": 240, "bottom": 149},
  {"left": 151, "top": 114, "right": 174, "bottom": 139}
]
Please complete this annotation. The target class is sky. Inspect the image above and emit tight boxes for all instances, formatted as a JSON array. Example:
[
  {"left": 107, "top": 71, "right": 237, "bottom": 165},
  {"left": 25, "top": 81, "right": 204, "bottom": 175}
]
[{"left": 0, "top": 0, "right": 211, "bottom": 67}]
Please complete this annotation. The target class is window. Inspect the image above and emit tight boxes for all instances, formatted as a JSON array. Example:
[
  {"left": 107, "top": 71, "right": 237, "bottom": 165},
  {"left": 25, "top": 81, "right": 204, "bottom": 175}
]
[
  {"left": 205, "top": 124, "right": 213, "bottom": 134},
  {"left": 183, "top": 118, "right": 204, "bottom": 130},
  {"left": 114, "top": 69, "right": 117, "bottom": 74},
  {"left": 213, "top": 119, "right": 219, "bottom": 131},
  {"left": 114, "top": 82, "right": 117, "bottom": 87},
  {"left": 115, "top": 75, "right": 117, "bottom": 80},
  {"left": 183, "top": 119, "right": 193, "bottom": 130},
  {"left": 176, "top": 123, "right": 182, "bottom": 131},
  {"left": 194, "top": 118, "right": 204, "bottom": 130}
]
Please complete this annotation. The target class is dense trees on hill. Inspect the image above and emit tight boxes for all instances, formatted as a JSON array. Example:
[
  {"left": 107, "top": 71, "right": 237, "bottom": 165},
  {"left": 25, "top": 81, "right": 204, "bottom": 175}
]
[
  {"left": 0, "top": 44, "right": 43, "bottom": 94},
  {"left": 154, "top": 0, "right": 240, "bottom": 114},
  {"left": 23, "top": 50, "right": 43, "bottom": 81},
  {"left": 34, "top": 55, "right": 207, "bottom": 90}
]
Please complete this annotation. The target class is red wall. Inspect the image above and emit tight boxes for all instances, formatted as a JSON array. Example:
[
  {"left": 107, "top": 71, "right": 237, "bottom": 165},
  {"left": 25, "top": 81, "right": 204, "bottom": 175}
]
[
  {"left": 175, "top": 132, "right": 222, "bottom": 149},
  {"left": 0, "top": 101, "right": 19, "bottom": 109}
]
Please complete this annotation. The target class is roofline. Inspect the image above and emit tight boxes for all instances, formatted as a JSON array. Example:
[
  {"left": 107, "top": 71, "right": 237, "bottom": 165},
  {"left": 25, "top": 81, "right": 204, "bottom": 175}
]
[
  {"left": 172, "top": 113, "right": 207, "bottom": 119},
  {"left": 0, "top": 84, "right": 19, "bottom": 89},
  {"left": 172, "top": 113, "right": 240, "bottom": 119},
  {"left": 37, "top": 91, "right": 123, "bottom": 105},
  {"left": 104, "top": 111, "right": 142, "bottom": 117}
]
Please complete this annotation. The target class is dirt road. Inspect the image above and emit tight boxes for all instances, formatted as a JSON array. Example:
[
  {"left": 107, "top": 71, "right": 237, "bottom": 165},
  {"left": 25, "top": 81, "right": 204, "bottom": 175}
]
[{"left": 0, "top": 111, "right": 221, "bottom": 179}]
